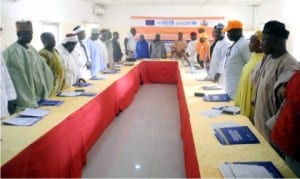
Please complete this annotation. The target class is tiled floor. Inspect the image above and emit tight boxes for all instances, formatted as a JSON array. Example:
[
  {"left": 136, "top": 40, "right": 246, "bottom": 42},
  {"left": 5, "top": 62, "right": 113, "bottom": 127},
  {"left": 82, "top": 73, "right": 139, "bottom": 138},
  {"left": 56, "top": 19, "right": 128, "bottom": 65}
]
[{"left": 82, "top": 84, "right": 186, "bottom": 178}]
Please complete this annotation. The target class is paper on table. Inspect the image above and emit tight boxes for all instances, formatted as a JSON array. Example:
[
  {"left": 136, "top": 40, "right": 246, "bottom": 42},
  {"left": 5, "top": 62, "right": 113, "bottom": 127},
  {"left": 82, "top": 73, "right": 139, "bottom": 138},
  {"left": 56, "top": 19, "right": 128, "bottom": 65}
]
[
  {"left": 200, "top": 109, "right": 223, "bottom": 118},
  {"left": 20, "top": 108, "right": 49, "bottom": 117},
  {"left": 2, "top": 117, "right": 42, "bottom": 126},
  {"left": 210, "top": 122, "right": 240, "bottom": 130},
  {"left": 90, "top": 75, "right": 107, "bottom": 80},
  {"left": 219, "top": 163, "right": 273, "bottom": 178},
  {"left": 57, "top": 92, "right": 82, "bottom": 97}
]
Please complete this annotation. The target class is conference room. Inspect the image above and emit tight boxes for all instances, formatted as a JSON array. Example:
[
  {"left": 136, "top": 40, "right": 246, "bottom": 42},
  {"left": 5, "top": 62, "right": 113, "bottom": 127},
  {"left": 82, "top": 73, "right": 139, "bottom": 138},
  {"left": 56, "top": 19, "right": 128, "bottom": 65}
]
[{"left": 1, "top": 0, "right": 299, "bottom": 178}]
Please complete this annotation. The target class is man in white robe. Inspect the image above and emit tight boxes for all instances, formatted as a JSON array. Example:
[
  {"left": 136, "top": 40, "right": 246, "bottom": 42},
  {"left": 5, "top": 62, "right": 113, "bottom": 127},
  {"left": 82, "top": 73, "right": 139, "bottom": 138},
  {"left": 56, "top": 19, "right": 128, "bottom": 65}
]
[
  {"left": 73, "top": 26, "right": 91, "bottom": 79},
  {"left": 85, "top": 28, "right": 106, "bottom": 77},
  {"left": 185, "top": 32, "right": 198, "bottom": 66},
  {"left": 57, "top": 34, "right": 85, "bottom": 88},
  {"left": 208, "top": 23, "right": 231, "bottom": 87},
  {"left": 1, "top": 54, "right": 16, "bottom": 118}
]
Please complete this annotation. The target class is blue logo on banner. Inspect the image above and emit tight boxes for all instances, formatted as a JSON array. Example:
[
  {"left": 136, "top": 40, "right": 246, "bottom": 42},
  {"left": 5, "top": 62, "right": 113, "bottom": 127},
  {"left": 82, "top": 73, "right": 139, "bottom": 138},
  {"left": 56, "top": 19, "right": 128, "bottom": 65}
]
[{"left": 145, "top": 20, "right": 155, "bottom": 25}]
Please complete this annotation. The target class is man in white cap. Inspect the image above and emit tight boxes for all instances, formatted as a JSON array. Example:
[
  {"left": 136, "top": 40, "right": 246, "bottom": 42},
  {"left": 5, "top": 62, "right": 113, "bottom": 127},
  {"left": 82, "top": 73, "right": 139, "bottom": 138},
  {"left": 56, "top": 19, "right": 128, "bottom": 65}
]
[
  {"left": 85, "top": 28, "right": 106, "bottom": 78},
  {"left": 2, "top": 20, "right": 53, "bottom": 114},
  {"left": 57, "top": 33, "right": 86, "bottom": 88},
  {"left": 73, "top": 25, "right": 91, "bottom": 78},
  {"left": 208, "top": 23, "right": 231, "bottom": 85}
]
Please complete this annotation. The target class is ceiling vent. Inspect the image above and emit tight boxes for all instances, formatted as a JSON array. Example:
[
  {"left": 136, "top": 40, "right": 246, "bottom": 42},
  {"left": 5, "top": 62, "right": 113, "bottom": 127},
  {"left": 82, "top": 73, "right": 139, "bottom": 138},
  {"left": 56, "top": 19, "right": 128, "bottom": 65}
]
[{"left": 93, "top": 4, "right": 105, "bottom": 16}]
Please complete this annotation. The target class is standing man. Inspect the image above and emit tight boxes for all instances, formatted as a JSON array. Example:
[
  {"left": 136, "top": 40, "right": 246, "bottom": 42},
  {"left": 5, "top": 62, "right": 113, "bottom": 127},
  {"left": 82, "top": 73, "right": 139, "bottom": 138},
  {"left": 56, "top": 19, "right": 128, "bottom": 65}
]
[
  {"left": 171, "top": 32, "right": 187, "bottom": 59},
  {"left": 73, "top": 25, "right": 91, "bottom": 78},
  {"left": 223, "top": 20, "right": 250, "bottom": 99},
  {"left": 57, "top": 33, "right": 86, "bottom": 89},
  {"left": 234, "top": 31, "right": 264, "bottom": 121},
  {"left": 2, "top": 21, "right": 53, "bottom": 113},
  {"left": 185, "top": 32, "right": 198, "bottom": 66},
  {"left": 150, "top": 33, "right": 167, "bottom": 59},
  {"left": 208, "top": 23, "right": 231, "bottom": 84},
  {"left": 196, "top": 32, "right": 210, "bottom": 69},
  {"left": 124, "top": 27, "right": 137, "bottom": 59},
  {"left": 252, "top": 20, "right": 299, "bottom": 141},
  {"left": 112, "top": 31, "right": 123, "bottom": 62},
  {"left": 39, "top": 32, "right": 64, "bottom": 95},
  {"left": 135, "top": 34, "right": 150, "bottom": 59},
  {"left": 85, "top": 28, "right": 106, "bottom": 77}
]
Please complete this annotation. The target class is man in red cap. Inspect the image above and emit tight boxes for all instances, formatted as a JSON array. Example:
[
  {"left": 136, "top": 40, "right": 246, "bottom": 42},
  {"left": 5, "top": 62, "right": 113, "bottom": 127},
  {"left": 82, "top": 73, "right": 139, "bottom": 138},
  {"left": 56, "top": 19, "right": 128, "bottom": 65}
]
[
  {"left": 2, "top": 21, "right": 54, "bottom": 114},
  {"left": 222, "top": 20, "right": 251, "bottom": 99}
]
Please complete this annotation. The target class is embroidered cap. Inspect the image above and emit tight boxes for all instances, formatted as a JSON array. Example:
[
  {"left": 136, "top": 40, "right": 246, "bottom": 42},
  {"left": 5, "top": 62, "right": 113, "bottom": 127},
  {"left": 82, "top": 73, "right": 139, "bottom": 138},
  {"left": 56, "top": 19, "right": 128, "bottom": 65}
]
[{"left": 16, "top": 20, "right": 32, "bottom": 32}]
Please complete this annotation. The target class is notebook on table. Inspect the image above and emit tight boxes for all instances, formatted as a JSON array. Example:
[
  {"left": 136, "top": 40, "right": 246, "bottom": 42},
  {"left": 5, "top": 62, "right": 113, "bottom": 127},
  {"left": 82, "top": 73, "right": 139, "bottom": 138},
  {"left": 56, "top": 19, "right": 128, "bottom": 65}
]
[
  {"left": 2, "top": 108, "right": 50, "bottom": 126},
  {"left": 213, "top": 126, "right": 259, "bottom": 145},
  {"left": 219, "top": 161, "right": 283, "bottom": 178},
  {"left": 203, "top": 93, "right": 231, "bottom": 102}
]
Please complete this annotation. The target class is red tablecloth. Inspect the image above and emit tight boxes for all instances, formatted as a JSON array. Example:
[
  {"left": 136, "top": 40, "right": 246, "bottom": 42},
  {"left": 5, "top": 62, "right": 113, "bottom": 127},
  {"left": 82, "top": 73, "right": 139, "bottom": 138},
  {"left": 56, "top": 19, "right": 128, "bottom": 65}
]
[{"left": 1, "top": 61, "right": 200, "bottom": 178}]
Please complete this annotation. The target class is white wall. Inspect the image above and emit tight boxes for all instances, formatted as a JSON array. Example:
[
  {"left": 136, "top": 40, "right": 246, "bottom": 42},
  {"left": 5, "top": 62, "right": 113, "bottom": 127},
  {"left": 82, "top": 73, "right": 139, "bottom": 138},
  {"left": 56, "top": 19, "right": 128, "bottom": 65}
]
[
  {"left": 1, "top": 0, "right": 100, "bottom": 50},
  {"left": 254, "top": 0, "right": 300, "bottom": 60},
  {"left": 98, "top": 4, "right": 254, "bottom": 49}
]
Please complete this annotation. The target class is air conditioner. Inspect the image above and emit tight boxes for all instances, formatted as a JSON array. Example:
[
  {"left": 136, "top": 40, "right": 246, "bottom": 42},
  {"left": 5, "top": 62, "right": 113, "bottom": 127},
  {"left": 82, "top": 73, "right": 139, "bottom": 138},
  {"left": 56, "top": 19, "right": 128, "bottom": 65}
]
[{"left": 93, "top": 5, "right": 105, "bottom": 16}]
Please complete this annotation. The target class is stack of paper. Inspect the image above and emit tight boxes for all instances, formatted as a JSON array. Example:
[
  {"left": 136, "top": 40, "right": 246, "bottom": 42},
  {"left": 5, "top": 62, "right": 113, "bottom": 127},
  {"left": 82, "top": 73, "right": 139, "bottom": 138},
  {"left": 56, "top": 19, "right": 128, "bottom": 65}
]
[
  {"left": 219, "top": 162, "right": 283, "bottom": 178},
  {"left": 2, "top": 108, "right": 50, "bottom": 126},
  {"left": 102, "top": 68, "right": 120, "bottom": 74},
  {"left": 202, "top": 85, "right": 223, "bottom": 90}
]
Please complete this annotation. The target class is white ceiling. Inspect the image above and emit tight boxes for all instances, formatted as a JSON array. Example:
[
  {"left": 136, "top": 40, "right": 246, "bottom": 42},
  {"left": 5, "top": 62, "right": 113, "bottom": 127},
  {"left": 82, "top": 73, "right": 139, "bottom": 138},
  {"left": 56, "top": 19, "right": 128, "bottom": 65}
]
[{"left": 84, "top": 0, "right": 271, "bottom": 6}]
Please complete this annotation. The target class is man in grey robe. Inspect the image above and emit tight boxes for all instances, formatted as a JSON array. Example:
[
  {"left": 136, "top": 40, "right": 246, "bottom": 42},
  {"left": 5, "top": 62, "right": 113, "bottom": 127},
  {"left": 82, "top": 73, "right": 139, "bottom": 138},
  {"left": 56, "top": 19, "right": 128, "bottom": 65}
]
[
  {"left": 3, "top": 21, "right": 53, "bottom": 113},
  {"left": 252, "top": 20, "right": 299, "bottom": 141},
  {"left": 223, "top": 20, "right": 251, "bottom": 99}
]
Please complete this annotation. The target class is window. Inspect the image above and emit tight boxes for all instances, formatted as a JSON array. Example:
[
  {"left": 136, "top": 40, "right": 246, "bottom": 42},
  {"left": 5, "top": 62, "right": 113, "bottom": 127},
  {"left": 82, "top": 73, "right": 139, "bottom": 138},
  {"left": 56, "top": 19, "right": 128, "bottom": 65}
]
[{"left": 41, "top": 22, "right": 59, "bottom": 46}]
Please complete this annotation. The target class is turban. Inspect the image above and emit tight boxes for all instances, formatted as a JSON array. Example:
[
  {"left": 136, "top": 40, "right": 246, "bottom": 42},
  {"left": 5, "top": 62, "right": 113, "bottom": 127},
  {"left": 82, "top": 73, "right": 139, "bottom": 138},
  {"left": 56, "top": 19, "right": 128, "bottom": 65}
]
[
  {"left": 263, "top": 20, "right": 289, "bottom": 39},
  {"left": 198, "top": 32, "right": 208, "bottom": 39},
  {"left": 73, "top": 26, "right": 85, "bottom": 34},
  {"left": 190, "top": 32, "right": 197, "bottom": 36},
  {"left": 91, "top": 28, "right": 100, "bottom": 34},
  {"left": 223, "top": 20, "right": 243, "bottom": 32},
  {"left": 16, "top": 21, "right": 32, "bottom": 32},
  {"left": 255, "top": 30, "right": 263, "bottom": 42},
  {"left": 62, "top": 33, "right": 78, "bottom": 44}
]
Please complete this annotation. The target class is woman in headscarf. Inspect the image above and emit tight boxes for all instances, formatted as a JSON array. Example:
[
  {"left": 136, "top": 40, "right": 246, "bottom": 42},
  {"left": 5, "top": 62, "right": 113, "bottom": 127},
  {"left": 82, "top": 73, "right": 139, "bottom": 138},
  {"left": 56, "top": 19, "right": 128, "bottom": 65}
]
[{"left": 234, "top": 31, "right": 264, "bottom": 121}]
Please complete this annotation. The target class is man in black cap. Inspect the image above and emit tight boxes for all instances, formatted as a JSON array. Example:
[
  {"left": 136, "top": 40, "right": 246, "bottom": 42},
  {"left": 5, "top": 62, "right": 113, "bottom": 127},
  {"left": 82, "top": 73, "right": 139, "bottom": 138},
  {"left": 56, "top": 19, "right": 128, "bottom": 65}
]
[{"left": 252, "top": 20, "right": 299, "bottom": 142}]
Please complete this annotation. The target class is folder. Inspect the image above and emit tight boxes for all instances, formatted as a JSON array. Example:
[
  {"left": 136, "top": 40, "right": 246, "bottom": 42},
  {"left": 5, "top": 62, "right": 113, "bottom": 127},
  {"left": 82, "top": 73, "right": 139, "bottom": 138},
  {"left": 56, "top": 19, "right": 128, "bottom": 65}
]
[
  {"left": 222, "top": 106, "right": 240, "bottom": 115},
  {"left": 203, "top": 93, "right": 230, "bottom": 102},
  {"left": 214, "top": 126, "right": 259, "bottom": 145},
  {"left": 38, "top": 99, "right": 64, "bottom": 106},
  {"left": 219, "top": 161, "right": 283, "bottom": 178}
]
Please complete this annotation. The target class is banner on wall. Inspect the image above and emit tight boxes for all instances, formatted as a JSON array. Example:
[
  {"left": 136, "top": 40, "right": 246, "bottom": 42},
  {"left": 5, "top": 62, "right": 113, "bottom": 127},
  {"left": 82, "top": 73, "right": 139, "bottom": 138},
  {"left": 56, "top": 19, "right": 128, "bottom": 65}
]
[{"left": 130, "top": 16, "right": 225, "bottom": 41}]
